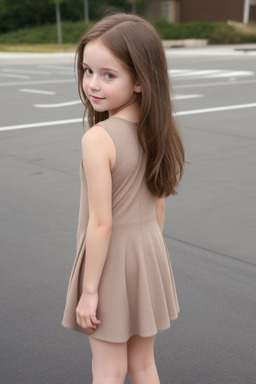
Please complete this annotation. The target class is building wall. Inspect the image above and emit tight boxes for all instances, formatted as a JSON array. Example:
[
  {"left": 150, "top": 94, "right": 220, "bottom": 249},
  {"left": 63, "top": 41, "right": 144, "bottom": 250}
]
[
  {"left": 146, "top": 0, "right": 180, "bottom": 21},
  {"left": 146, "top": 0, "right": 162, "bottom": 20},
  {"left": 180, "top": 0, "right": 244, "bottom": 23},
  {"left": 146, "top": 0, "right": 255, "bottom": 23},
  {"left": 250, "top": 4, "right": 256, "bottom": 20}
]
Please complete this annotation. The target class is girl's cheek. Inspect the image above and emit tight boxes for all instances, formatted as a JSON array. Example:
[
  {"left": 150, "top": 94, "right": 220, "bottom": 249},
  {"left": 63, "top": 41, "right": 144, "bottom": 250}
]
[{"left": 82, "top": 78, "right": 88, "bottom": 92}]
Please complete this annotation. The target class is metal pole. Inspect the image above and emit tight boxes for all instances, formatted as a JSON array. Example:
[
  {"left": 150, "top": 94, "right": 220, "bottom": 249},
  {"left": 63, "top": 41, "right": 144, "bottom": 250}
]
[
  {"left": 131, "top": 1, "right": 136, "bottom": 14},
  {"left": 84, "top": 0, "right": 89, "bottom": 23},
  {"left": 55, "top": 0, "right": 62, "bottom": 44},
  {"left": 243, "top": 0, "right": 250, "bottom": 24}
]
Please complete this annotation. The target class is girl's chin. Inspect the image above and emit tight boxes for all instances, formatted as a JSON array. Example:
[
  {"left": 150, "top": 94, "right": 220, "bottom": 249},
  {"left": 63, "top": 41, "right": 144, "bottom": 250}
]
[{"left": 91, "top": 106, "right": 108, "bottom": 114}]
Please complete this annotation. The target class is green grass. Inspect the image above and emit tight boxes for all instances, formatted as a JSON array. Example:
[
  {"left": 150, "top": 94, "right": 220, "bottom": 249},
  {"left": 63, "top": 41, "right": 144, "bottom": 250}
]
[{"left": 0, "top": 20, "right": 255, "bottom": 51}]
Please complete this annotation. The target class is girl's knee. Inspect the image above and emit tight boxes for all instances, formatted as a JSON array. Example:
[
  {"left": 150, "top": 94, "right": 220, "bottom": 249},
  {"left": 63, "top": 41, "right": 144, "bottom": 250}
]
[
  {"left": 128, "top": 356, "right": 155, "bottom": 377},
  {"left": 127, "top": 336, "right": 156, "bottom": 374},
  {"left": 102, "top": 361, "right": 127, "bottom": 379},
  {"left": 93, "top": 361, "right": 127, "bottom": 383}
]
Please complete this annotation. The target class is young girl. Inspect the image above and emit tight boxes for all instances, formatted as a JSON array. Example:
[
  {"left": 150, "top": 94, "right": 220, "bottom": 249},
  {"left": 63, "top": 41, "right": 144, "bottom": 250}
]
[{"left": 62, "top": 13, "right": 184, "bottom": 384}]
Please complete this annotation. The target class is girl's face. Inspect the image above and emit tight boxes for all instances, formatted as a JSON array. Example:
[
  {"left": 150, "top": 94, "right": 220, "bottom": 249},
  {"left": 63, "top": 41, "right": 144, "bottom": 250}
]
[{"left": 82, "top": 39, "right": 141, "bottom": 116}]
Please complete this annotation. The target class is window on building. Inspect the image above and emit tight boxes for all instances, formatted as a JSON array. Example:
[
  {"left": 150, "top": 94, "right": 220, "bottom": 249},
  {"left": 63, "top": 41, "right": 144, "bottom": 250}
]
[{"left": 161, "top": 1, "right": 172, "bottom": 22}]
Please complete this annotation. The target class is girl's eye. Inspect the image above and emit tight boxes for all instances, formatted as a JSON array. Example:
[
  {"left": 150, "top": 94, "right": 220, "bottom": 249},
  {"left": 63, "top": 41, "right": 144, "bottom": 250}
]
[
  {"left": 105, "top": 73, "right": 114, "bottom": 80},
  {"left": 83, "top": 67, "right": 92, "bottom": 75}
]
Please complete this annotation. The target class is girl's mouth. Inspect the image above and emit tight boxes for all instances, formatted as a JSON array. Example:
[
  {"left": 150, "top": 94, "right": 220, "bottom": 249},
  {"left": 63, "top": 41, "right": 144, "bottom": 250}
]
[{"left": 91, "top": 95, "right": 104, "bottom": 102}]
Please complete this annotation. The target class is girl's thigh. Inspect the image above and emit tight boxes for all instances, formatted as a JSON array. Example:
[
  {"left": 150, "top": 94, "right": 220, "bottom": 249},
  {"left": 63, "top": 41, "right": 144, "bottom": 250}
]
[
  {"left": 89, "top": 336, "right": 128, "bottom": 378},
  {"left": 127, "top": 335, "right": 156, "bottom": 369},
  {"left": 127, "top": 336, "right": 160, "bottom": 384}
]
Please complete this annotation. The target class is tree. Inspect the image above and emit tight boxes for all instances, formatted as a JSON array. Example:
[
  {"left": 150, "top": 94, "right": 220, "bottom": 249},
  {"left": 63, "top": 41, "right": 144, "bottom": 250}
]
[
  {"left": 55, "top": 0, "right": 62, "bottom": 44},
  {"left": 84, "top": 0, "right": 89, "bottom": 22},
  {"left": 0, "top": 0, "right": 55, "bottom": 32},
  {"left": 127, "top": 0, "right": 145, "bottom": 14}
]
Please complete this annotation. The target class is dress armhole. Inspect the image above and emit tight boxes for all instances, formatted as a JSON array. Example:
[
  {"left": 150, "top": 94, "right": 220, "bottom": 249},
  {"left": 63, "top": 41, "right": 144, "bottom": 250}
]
[{"left": 96, "top": 124, "right": 118, "bottom": 175}]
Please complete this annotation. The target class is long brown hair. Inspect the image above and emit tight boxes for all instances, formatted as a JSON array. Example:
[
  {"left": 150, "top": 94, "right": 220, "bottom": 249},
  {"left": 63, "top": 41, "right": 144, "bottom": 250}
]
[{"left": 76, "top": 13, "right": 185, "bottom": 197}]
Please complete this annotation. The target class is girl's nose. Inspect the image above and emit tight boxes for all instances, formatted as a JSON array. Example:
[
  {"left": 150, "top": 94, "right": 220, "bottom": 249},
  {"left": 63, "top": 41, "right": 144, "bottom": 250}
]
[{"left": 89, "top": 74, "right": 100, "bottom": 91}]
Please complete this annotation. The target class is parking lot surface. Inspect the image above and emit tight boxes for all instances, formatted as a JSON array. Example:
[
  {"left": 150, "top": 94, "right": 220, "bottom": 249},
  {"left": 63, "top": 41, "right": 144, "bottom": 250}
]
[{"left": 1, "top": 45, "right": 256, "bottom": 384}]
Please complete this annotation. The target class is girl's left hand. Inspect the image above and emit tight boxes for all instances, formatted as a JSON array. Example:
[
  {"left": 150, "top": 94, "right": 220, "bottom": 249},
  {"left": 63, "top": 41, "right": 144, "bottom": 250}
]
[{"left": 76, "top": 292, "right": 101, "bottom": 333}]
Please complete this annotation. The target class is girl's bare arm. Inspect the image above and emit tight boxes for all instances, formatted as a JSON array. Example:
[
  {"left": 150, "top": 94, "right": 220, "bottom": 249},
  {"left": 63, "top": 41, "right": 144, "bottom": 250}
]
[
  {"left": 76, "top": 125, "right": 115, "bottom": 331},
  {"left": 155, "top": 197, "right": 165, "bottom": 232}
]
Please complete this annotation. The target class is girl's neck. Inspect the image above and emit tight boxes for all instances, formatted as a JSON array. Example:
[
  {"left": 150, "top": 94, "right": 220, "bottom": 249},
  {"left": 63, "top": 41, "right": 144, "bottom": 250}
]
[{"left": 109, "top": 101, "right": 140, "bottom": 124}]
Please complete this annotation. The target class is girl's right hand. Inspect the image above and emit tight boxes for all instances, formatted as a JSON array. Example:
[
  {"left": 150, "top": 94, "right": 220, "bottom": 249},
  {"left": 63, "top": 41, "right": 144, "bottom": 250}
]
[{"left": 76, "top": 291, "right": 101, "bottom": 333}]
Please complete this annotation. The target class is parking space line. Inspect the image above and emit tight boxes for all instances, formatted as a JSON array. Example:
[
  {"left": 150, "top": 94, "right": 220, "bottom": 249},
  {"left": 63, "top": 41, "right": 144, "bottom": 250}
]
[
  {"left": 0, "top": 118, "right": 83, "bottom": 132},
  {"left": 176, "top": 102, "right": 256, "bottom": 116},
  {"left": 1, "top": 101, "right": 256, "bottom": 132},
  {"left": 34, "top": 100, "right": 80, "bottom": 108},
  {"left": 2, "top": 68, "right": 51, "bottom": 75},
  {"left": 0, "top": 73, "right": 30, "bottom": 79},
  {"left": 174, "top": 79, "right": 256, "bottom": 89},
  {"left": 20, "top": 88, "right": 56, "bottom": 95},
  {"left": 169, "top": 69, "right": 254, "bottom": 80},
  {"left": 174, "top": 94, "right": 203, "bottom": 100},
  {"left": 0, "top": 79, "right": 74, "bottom": 87},
  {"left": 38, "top": 64, "right": 73, "bottom": 71}
]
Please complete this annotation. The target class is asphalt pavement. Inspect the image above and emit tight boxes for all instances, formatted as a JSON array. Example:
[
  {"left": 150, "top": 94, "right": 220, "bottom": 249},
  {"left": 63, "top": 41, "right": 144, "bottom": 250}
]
[{"left": 0, "top": 45, "right": 256, "bottom": 384}]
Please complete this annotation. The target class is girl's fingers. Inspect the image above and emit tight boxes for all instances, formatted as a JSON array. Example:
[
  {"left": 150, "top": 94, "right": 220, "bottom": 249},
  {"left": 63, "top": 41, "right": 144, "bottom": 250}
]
[
  {"left": 76, "top": 310, "right": 101, "bottom": 332},
  {"left": 91, "top": 315, "right": 101, "bottom": 325}
]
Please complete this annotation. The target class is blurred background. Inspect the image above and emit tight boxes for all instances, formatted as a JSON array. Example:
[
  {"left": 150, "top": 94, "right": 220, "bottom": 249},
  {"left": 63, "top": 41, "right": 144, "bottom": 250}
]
[
  {"left": 0, "top": 0, "right": 255, "bottom": 48},
  {"left": 1, "top": 2, "right": 256, "bottom": 384}
]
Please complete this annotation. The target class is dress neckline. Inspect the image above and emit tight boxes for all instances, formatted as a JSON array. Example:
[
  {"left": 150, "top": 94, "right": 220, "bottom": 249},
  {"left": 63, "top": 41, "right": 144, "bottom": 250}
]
[{"left": 110, "top": 116, "right": 138, "bottom": 127}]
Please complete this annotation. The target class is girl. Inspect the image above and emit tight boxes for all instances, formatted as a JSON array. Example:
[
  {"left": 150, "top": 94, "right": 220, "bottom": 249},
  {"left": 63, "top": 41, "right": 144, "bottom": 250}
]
[{"left": 62, "top": 13, "right": 184, "bottom": 384}]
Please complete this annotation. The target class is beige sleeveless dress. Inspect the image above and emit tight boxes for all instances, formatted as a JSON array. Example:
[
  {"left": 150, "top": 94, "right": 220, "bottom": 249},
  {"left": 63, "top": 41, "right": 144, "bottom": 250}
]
[{"left": 62, "top": 116, "right": 179, "bottom": 342}]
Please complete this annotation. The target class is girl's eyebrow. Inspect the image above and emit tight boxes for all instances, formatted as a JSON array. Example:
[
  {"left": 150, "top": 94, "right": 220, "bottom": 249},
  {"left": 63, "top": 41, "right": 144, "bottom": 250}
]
[
  {"left": 101, "top": 67, "right": 119, "bottom": 74},
  {"left": 82, "top": 63, "right": 119, "bottom": 74}
]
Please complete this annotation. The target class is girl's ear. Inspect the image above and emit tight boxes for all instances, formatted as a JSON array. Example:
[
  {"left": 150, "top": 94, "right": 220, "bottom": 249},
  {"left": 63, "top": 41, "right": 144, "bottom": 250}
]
[{"left": 134, "top": 83, "right": 142, "bottom": 93}]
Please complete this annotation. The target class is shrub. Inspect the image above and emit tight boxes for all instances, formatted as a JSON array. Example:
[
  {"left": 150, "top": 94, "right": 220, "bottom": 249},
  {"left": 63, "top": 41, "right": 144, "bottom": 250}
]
[
  {"left": 0, "top": 21, "right": 94, "bottom": 45},
  {"left": 0, "top": 20, "right": 255, "bottom": 45},
  {"left": 153, "top": 20, "right": 256, "bottom": 44}
]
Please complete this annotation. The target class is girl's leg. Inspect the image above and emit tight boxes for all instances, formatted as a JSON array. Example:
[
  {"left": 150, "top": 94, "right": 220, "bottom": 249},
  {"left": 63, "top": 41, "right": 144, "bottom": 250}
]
[
  {"left": 89, "top": 336, "right": 127, "bottom": 384},
  {"left": 127, "top": 335, "right": 160, "bottom": 384}
]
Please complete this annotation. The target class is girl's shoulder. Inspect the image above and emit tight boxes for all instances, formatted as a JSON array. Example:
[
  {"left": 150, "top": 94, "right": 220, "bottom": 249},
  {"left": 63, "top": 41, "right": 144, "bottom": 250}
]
[
  {"left": 81, "top": 123, "right": 116, "bottom": 169},
  {"left": 82, "top": 123, "right": 111, "bottom": 147}
]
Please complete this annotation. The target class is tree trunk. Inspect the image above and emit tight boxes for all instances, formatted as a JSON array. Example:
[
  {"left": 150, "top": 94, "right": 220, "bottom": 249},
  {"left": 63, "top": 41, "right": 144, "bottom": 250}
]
[
  {"left": 131, "top": 1, "right": 137, "bottom": 14},
  {"left": 55, "top": 0, "right": 62, "bottom": 44},
  {"left": 84, "top": 0, "right": 89, "bottom": 22},
  {"left": 35, "top": 0, "right": 41, "bottom": 26}
]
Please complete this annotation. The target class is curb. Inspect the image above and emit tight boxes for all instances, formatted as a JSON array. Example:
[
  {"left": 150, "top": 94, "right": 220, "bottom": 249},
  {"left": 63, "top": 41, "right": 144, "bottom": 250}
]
[{"left": 162, "top": 39, "right": 208, "bottom": 48}]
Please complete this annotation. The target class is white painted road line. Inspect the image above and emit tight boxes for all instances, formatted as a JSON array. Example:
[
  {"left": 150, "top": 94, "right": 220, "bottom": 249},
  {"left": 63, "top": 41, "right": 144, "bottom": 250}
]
[
  {"left": 0, "top": 79, "right": 74, "bottom": 87},
  {"left": 34, "top": 100, "right": 80, "bottom": 108},
  {"left": 38, "top": 64, "right": 74, "bottom": 71},
  {"left": 0, "top": 118, "right": 83, "bottom": 132},
  {"left": 1, "top": 102, "right": 256, "bottom": 132},
  {"left": 174, "top": 79, "right": 256, "bottom": 89},
  {"left": 20, "top": 88, "right": 56, "bottom": 95},
  {"left": 52, "top": 71, "right": 74, "bottom": 75},
  {"left": 2, "top": 68, "right": 51, "bottom": 75},
  {"left": 174, "top": 94, "right": 203, "bottom": 100},
  {"left": 176, "top": 102, "right": 256, "bottom": 116},
  {"left": 0, "top": 73, "right": 30, "bottom": 79},
  {"left": 168, "top": 69, "right": 254, "bottom": 80},
  {"left": 34, "top": 96, "right": 201, "bottom": 108}
]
